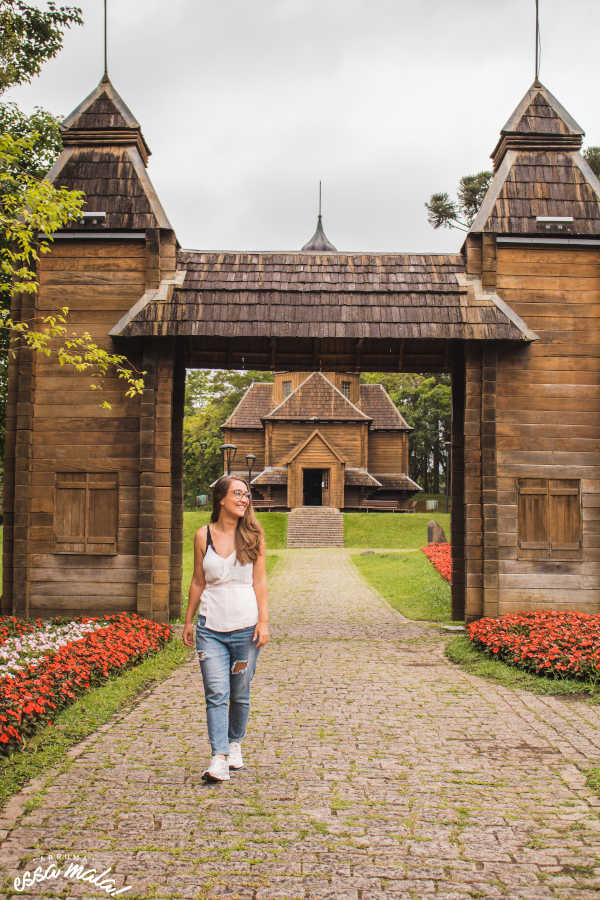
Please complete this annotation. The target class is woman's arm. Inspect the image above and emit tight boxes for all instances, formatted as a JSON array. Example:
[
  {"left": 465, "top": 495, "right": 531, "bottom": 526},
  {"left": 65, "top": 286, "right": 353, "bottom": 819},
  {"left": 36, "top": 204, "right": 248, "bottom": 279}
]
[
  {"left": 182, "top": 527, "right": 207, "bottom": 648},
  {"left": 252, "top": 536, "right": 269, "bottom": 648}
]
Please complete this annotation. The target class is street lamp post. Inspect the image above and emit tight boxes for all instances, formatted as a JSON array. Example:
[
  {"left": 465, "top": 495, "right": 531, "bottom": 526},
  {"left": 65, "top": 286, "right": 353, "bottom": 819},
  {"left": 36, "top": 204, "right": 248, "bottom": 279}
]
[
  {"left": 220, "top": 443, "right": 237, "bottom": 476},
  {"left": 246, "top": 453, "right": 256, "bottom": 496}
]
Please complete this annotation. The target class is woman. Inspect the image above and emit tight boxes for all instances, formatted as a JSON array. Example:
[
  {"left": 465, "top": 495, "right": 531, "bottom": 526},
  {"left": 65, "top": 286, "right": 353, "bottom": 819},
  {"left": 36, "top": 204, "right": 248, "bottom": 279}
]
[{"left": 182, "top": 475, "right": 269, "bottom": 782}]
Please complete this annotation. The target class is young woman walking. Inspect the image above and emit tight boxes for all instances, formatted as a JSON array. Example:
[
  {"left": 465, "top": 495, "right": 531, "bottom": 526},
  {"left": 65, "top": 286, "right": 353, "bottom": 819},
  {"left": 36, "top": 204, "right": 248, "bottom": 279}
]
[{"left": 182, "top": 475, "right": 269, "bottom": 782}]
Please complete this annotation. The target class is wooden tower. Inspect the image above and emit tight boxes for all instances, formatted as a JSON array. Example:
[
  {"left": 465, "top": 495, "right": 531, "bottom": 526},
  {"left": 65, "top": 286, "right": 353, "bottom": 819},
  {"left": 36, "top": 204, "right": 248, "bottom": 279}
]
[
  {"left": 462, "top": 79, "right": 600, "bottom": 618},
  {"left": 2, "top": 75, "right": 184, "bottom": 622}
]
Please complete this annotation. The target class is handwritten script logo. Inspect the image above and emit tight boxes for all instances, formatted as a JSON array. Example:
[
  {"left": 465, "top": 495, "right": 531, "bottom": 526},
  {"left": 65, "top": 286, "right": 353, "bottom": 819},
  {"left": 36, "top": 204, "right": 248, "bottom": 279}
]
[{"left": 14, "top": 854, "right": 132, "bottom": 895}]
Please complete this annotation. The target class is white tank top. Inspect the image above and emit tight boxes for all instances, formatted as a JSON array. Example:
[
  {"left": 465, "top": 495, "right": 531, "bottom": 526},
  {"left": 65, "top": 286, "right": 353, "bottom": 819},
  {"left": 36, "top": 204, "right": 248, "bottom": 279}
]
[{"left": 198, "top": 525, "right": 258, "bottom": 631}]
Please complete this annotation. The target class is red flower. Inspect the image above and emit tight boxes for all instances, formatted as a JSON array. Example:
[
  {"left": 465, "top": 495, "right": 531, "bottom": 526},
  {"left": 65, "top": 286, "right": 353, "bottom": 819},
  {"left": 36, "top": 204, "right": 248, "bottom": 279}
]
[
  {"left": 421, "top": 543, "right": 452, "bottom": 583},
  {"left": 0, "top": 613, "right": 172, "bottom": 753},
  {"left": 468, "top": 611, "right": 600, "bottom": 683}
]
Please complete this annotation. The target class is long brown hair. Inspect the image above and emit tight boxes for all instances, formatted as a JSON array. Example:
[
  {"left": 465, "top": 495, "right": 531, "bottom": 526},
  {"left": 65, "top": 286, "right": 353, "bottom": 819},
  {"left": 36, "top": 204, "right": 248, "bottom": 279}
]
[{"left": 211, "top": 475, "right": 264, "bottom": 564}]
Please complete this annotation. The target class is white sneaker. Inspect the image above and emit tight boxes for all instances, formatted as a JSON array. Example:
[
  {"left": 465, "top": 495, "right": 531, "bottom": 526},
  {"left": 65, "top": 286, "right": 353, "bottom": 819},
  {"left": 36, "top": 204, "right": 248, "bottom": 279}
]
[
  {"left": 228, "top": 742, "right": 244, "bottom": 770},
  {"left": 202, "top": 755, "right": 230, "bottom": 782}
]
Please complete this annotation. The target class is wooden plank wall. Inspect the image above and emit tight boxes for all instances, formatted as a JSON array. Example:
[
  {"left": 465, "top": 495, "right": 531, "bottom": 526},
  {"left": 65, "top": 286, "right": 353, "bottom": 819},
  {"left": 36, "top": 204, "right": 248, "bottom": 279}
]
[
  {"left": 16, "top": 239, "right": 147, "bottom": 617},
  {"left": 223, "top": 429, "right": 266, "bottom": 471},
  {"left": 495, "top": 244, "right": 600, "bottom": 614},
  {"left": 368, "top": 432, "right": 408, "bottom": 472},
  {"left": 272, "top": 423, "right": 360, "bottom": 467}
]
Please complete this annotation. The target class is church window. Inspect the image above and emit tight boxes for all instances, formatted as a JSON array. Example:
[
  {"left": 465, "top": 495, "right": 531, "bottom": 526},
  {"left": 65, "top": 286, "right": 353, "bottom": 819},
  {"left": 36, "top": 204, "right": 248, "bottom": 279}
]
[
  {"left": 517, "top": 478, "right": 581, "bottom": 557},
  {"left": 54, "top": 472, "right": 118, "bottom": 554},
  {"left": 283, "top": 380, "right": 292, "bottom": 397},
  {"left": 341, "top": 380, "right": 351, "bottom": 398}
]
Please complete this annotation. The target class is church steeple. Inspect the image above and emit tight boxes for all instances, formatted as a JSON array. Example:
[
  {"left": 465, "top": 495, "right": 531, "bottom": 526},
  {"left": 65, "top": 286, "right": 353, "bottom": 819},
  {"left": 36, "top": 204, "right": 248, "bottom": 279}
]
[
  {"left": 301, "top": 181, "right": 338, "bottom": 252},
  {"left": 491, "top": 79, "right": 584, "bottom": 171}
]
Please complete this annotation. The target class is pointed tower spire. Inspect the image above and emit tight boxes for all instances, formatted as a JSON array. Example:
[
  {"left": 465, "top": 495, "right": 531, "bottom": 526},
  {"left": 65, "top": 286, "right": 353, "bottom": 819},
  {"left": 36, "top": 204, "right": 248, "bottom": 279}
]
[
  {"left": 491, "top": 79, "right": 583, "bottom": 171},
  {"left": 60, "top": 75, "right": 151, "bottom": 163},
  {"left": 469, "top": 79, "right": 600, "bottom": 237},
  {"left": 47, "top": 74, "right": 172, "bottom": 231},
  {"left": 103, "top": 0, "right": 108, "bottom": 82},
  {"left": 301, "top": 180, "right": 338, "bottom": 252}
]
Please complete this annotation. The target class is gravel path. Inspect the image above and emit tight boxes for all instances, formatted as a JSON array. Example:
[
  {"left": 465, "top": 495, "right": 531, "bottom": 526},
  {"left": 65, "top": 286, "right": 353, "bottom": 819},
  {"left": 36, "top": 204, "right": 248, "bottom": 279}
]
[{"left": 1, "top": 549, "right": 600, "bottom": 899}]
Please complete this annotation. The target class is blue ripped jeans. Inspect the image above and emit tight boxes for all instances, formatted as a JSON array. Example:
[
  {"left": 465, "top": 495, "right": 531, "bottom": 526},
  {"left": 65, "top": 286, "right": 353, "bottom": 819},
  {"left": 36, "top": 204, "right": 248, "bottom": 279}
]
[{"left": 196, "top": 616, "right": 260, "bottom": 756}]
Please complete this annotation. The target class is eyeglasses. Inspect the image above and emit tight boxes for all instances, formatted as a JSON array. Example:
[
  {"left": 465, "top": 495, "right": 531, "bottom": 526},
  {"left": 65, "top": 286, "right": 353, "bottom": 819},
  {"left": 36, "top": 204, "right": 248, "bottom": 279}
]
[{"left": 231, "top": 489, "right": 251, "bottom": 501}]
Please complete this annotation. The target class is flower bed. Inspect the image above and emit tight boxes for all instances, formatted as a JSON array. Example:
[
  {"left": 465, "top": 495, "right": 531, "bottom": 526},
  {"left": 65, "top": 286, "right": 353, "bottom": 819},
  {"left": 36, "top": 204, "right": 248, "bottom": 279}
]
[
  {"left": 421, "top": 542, "right": 452, "bottom": 583},
  {"left": 468, "top": 611, "right": 600, "bottom": 681},
  {"left": 0, "top": 613, "right": 171, "bottom": 752}
]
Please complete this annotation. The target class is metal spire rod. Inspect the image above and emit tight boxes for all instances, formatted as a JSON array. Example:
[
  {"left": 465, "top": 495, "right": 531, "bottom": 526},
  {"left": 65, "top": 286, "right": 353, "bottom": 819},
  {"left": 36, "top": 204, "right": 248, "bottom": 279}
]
[
  {"left": 103, "top": 0, "right": 108, "bottom": 79},
  {"left": 318, "top": 180, "right": 322, "bottom": 218},
  {"left": 535, "top": 0, "right": 540, "bottom": 82}
]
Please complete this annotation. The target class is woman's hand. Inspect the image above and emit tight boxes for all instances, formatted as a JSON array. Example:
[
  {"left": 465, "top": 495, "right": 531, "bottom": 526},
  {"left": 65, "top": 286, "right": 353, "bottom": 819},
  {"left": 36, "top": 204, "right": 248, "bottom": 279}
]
[
  {"left": 182, "top": 623, "right": 195, "bottom": 648},
  {"left": 253, "top": 621, "right": 269, "bottom": 648}
]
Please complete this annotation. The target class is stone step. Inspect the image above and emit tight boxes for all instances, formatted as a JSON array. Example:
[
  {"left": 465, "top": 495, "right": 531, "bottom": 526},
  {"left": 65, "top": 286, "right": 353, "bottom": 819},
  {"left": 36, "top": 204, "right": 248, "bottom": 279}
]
[{"left": 287, "top": 506, "right": 344, "bottom": 548}]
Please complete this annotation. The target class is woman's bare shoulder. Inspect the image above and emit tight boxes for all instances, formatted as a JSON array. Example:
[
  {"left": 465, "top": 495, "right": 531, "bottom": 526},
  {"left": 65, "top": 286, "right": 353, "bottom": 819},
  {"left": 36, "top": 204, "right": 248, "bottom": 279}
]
[{"left": 194, "top": 524, "right": 208, "bottom": 554}]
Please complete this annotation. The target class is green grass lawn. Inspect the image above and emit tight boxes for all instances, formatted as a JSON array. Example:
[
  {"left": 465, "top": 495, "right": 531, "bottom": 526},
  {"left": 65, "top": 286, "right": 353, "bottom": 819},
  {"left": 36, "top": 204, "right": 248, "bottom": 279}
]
[
  {"left": 352, "top": 549, "right": 457, "bottom": 623},
  {"left": 344, "top": 512, "right": 451, "bottom": 548}
]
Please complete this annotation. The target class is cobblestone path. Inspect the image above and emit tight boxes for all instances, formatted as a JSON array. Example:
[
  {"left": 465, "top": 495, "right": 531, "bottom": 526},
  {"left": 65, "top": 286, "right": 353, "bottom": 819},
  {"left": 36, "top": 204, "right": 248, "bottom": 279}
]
[{"left": 2, "top": 549, "right": 600, "bottom": 899}]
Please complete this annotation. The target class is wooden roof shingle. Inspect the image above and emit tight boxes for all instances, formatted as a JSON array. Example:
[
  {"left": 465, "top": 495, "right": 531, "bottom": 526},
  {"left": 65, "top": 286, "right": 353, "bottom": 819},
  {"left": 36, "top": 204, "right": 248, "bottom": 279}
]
[
  {"left": 265, "top": 372, "right": 370, "bottom": 422},
  {"left": 223, "top": 383, "right": 274, "bottom": 429},
  {"left": 114, "top": 250, "right": 529, "bottom": 342},
  {"left": 47, "top": 76, "right": 173, "bottom": 231},
  {"left": 492, "top": 80, "right": 584, "bottom": 170},
  {"left": 372, "top": 473, "right": 421, "bottom": 492},
  {"left": 470, "top": 81, "right": 600, "bottom": 237},
  {"left": 359, "top": 384, "right": 411, "bottom": 430}
]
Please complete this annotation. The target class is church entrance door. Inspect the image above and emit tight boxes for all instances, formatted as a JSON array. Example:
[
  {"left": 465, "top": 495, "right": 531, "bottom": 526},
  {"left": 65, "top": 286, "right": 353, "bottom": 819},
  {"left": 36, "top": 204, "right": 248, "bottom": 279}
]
[{"left": 303, "top": 469, "right": 324, "bottom": 506}]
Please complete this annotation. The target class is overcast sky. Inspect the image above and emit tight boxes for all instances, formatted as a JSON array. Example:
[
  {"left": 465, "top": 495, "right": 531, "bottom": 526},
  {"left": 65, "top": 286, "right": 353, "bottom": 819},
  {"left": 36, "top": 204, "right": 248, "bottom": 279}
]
[{"left": 6, "top": 0, "right": 600, "bottom": 253}]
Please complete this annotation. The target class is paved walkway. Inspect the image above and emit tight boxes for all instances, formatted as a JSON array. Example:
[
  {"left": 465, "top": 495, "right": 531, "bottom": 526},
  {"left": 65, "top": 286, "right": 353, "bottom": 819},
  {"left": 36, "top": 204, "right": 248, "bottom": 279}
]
[{"left": 2, "top": 550, "right": 600, "bottom": 899}]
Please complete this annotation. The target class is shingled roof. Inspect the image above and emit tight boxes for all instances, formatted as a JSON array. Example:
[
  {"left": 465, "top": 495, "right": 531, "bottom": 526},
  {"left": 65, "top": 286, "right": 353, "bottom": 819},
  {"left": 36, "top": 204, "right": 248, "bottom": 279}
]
[
  {"left": 223, "top": 383, "right": 274, "bottom": 429},
  {"left": 492, "top": 80, "right": 584, "bottom": 169},
  {"left": 113, "top": 250, "right": 530, "bottom": 341},
  {"left": 471, "top": 80, "right": 600, "bottom": 236},
  {"left": 47, "top": 76, "right": 172, "bottom": 231},
  {"left": 265, "top": 372, "right": 370, "bottom": 422},
  {"left": 359, "top": 384, "right": 411, "bottom": 430},
  {"left": 372, "top": 473, "right": 421, "bottom": 492}
]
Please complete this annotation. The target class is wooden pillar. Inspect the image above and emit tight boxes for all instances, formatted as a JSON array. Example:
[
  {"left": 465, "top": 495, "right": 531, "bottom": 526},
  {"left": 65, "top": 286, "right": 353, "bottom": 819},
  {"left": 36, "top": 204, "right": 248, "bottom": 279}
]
[
  {"left": 481, "top": 346, "right": 499, "bottom": 618},
  {"left": 137, "top": 340, "right": 174, "bottom": 622},
  {"left": 5, "top": 292, "right": 37, "bottom": 617},
  {"left": 450, "top": 345, "right": 466, "bottom": 621},
  {"left": 2, "top": 305, "right": 19, "bottom": 614},
  {"left": 464, "top": 344, "right": 484, "bottom": 622},
  {"left": 169, "top": 347, "right": 186, "bottom": 620}
]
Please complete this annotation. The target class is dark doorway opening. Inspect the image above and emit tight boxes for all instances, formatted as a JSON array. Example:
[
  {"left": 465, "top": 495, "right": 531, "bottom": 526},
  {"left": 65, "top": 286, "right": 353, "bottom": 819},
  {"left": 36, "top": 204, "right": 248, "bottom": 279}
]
[{"left": 303, "top": 469, "right": 324, "bottom": 506}]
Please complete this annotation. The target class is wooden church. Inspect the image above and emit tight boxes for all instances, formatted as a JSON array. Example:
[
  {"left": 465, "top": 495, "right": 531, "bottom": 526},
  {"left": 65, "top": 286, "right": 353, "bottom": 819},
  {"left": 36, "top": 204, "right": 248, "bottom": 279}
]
[
  {"left": 219, "top": 370, "right": 420, "bottom": 510},
  {"left": 4, "top": 70, "right": 600, "bottom": 623}
]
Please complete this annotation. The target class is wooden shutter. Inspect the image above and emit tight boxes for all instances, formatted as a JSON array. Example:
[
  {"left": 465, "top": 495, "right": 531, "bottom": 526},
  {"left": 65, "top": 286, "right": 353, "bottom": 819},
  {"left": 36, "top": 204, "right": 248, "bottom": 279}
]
[
  {"left": 87, "top": 474, "right": 118, "bottom": 554},
  {"left": 518, "top": 479, "right": 548, "bottom": 550},
  {"left": 54, "top": 472, "right": 118, "bottom": 555},
  {"left": 55, "top": 473, "right": 87, "bottom": 553},
  {"left": 549, "top": 479, "right": 581, "bottom": 551}
]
